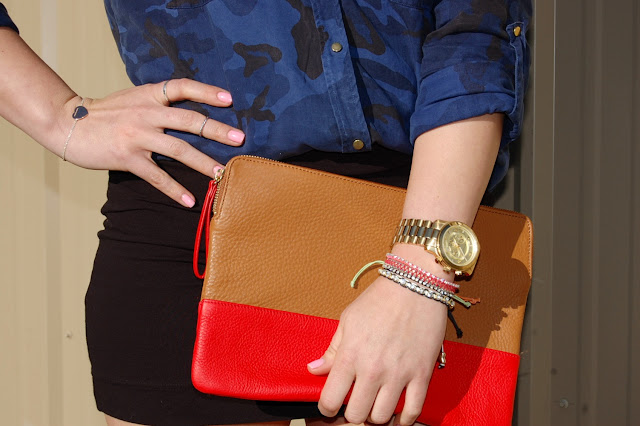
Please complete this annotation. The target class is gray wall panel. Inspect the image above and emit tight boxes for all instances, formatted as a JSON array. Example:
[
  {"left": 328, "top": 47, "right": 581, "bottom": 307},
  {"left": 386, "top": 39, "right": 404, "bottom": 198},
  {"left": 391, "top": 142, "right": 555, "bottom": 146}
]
[
  {"left": 515, "top": 0, "right": 556, "bottom": 423},
  {"left": 517, "top": 0, "right": 640, "bottom": 424},
  {"left": 552, "top": 1, "right": 584, "bottom": 424},
  {"left": 630, "top": 2, "right": 640, "bottom": 422}
]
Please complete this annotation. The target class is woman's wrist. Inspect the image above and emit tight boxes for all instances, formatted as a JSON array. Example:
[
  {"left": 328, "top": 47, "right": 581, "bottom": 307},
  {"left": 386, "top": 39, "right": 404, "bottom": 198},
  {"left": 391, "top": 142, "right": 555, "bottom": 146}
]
[{"left": 56, "top": 94, "right": 86, "bottom": 160}]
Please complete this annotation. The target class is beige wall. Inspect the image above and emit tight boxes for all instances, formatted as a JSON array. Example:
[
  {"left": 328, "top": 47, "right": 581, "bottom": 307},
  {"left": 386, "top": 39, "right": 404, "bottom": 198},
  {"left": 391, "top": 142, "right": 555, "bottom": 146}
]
[{"left": 0, "top": 0, "right": 130, "bottom": 424}]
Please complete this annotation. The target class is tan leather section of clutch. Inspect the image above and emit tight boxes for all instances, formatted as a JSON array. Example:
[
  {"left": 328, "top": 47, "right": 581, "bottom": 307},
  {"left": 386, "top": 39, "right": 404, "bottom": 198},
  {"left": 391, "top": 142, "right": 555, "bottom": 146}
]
[{"left": 202, "top": 156, "right": 533, "bottom": 356}]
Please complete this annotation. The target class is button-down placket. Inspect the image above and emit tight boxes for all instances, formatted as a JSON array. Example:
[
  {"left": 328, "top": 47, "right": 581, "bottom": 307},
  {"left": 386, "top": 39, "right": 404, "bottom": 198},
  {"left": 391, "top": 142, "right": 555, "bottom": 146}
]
[{"left": 310, "top": 0, "right": 371, "bottom": 153}]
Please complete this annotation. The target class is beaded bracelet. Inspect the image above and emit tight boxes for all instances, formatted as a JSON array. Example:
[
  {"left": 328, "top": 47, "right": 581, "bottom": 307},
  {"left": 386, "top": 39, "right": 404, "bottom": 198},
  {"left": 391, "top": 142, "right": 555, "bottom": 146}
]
[
  {"left": 384, "top": 259, "right": 459, "bottom": 294},
  {"left": 385, "top": 253, "right": 459, "bottom": 292},
  {"left": 348, "top": 260, "right": 472, "bottom": 309},
  {"left": 381, "top": 264, "right": 472, "bottom": 309},
  {"left": 382, "top": 264, "right": 456, "bottom": 299},
  {"left": 378, "top": 268, "right": 456, "bottom": 309}
]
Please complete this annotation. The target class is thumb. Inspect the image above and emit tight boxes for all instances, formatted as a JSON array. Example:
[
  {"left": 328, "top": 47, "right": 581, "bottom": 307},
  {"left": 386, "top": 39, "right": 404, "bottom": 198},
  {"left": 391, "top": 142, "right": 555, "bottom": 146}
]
[{"left": 307, "top": 322, "right": 343, "bottom": 376}]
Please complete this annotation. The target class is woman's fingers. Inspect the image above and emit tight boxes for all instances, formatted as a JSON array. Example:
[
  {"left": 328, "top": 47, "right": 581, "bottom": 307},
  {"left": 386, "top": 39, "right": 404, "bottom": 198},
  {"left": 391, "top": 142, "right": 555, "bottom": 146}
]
[
  {"left": 153, "top": 134, "right": 223, "bottom": 180},
  {"left": 367, "top": 384, "right": 405, "bottom": 425},
  {"left": 158, "top": 107, "right": 244, "bottom": 146},
  {"left": 318, "top": 354, "right": 355, "bottom": 418},
  {"left": 197, "top": 113, "right": 245, "bottom": 144},
  {"left": 128, "top": 156, "right": 198, "bottom": 208},
  {"left": 308, "top": 319, "right": 343, "bottom": 376},
  {"left": 156, "top": 80, "right": 245, "bottom": 146},
  {"left": 311, "top": 320, "right": 351, "bottom": 418},
  {"left": 158, "top": 78, "right": 233, "bottom": 107},
  {"left": 395, "top": 380, "right": 429, "bottom": 426},
  {"left": 343, "top": 376, "right": 380, "bottom": 424}
]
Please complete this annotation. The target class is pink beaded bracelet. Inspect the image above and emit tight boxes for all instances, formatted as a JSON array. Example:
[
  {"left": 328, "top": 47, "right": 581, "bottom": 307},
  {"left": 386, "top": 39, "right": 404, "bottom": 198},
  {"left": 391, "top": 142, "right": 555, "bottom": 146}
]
[{"left": 385, "top": 253, "right": 459, "bottom": 293}]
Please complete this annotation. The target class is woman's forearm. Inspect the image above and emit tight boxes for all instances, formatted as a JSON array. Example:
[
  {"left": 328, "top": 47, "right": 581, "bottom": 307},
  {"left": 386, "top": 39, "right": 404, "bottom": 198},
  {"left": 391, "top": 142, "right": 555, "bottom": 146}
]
[
  {"left": 392, "top": 113, "right": 503, "bottom": 277},
  {"left": 404, "top": 113, "right": 503, "bottom": 223},
  {"left": 0, "top": 27, "right": 77, "bottom": 155}
]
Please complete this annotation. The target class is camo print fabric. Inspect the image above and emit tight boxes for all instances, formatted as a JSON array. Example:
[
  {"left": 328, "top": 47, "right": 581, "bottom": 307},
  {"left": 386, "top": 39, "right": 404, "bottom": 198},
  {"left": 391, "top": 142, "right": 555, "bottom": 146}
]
[{"left": 0, "top": 0, "right": 531, "bottom": 188}]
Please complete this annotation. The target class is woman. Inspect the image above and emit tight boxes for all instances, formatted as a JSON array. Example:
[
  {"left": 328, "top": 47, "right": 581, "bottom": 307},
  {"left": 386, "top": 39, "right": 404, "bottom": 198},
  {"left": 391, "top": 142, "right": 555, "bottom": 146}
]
[{"left": 0, "top": 1, "right": 530, "bottom": 425}]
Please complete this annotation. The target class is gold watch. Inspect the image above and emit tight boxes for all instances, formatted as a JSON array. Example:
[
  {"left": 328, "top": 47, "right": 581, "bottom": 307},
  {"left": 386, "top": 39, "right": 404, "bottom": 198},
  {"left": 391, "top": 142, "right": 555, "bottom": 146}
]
[{"left": 392, "top": 218, "right": 480, "bottom": 276}]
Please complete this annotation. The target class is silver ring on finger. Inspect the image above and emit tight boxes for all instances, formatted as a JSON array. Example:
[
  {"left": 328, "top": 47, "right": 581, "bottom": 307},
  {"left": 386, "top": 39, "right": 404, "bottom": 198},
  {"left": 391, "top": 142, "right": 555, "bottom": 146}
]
[
  {"left": 162, "top": 80, "right": 171, "bottom": 104},
  {"left": 199, "top": 116, "right": 210, "bottom": 138}
]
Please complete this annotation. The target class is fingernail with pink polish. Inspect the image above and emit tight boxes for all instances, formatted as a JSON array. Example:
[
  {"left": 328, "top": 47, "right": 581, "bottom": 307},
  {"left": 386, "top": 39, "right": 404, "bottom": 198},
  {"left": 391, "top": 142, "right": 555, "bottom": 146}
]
[
  {"left": 182, "top": 194, "right": 196, "bottom": 208},
  {"left": 213, "top": 165, "right": 224, "bottom": 174},
  {"left": 217, "top": 91, "right": 232, "bottom": 103},
  {"left": 307, "top": 358, "right": 324, "bottom": 369},
  {"left": 227, "top": 129, "right": 245, "bottom": 144}
]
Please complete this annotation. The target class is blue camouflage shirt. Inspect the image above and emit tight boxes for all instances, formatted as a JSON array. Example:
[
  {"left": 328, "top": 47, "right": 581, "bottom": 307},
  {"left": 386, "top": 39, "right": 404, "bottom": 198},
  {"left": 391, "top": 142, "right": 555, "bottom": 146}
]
[{"left": 1, "top": 0, "right": 531, "bottom": 188}]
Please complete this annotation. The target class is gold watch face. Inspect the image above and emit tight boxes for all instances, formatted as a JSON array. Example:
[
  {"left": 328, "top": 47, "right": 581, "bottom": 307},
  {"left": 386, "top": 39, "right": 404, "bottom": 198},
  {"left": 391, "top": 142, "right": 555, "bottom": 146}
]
[{"left": 439, "top": 223, "right": 479, "bottom": 268}]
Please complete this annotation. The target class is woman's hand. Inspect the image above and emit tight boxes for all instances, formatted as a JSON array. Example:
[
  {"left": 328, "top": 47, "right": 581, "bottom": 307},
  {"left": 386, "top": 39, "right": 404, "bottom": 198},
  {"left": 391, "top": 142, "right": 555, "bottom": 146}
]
[
  {"left": 308, "top": 245, "right": 449, "bottom": 426},
  {"left": 59, "top": 78, "right": 243, "bottom": 207},
  {"left": 0, "top": 30, "right": 240, "bottom": 207}
]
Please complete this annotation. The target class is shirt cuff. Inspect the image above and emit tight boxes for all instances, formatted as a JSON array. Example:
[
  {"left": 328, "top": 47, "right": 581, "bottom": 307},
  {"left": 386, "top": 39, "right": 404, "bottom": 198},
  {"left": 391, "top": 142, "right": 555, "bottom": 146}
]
[{"left": 410, "top": 23, "right": 529, "bottom": 189}]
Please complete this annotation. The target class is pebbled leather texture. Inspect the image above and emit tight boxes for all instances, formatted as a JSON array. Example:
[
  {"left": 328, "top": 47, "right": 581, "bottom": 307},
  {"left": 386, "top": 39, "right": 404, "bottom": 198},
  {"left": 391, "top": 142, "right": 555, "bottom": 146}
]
[
  {"left": 193, "top": 156, "right": 533, "bottom": 425},
  {"left": 192, "top": 300, "right": 520, "bottom": 426},
  {"left": 200, "top": 156, "right": 533, "bottom": 353}
]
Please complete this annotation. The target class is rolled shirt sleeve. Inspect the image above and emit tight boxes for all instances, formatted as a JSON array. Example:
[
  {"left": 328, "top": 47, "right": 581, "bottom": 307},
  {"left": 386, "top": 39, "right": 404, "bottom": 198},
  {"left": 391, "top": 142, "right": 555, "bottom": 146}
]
[
  {"left": 0, "top": 3, "right": 19, "bottom": 33},
  {"left": 411, "top": 0, "right": 531, "bottom": 188}
]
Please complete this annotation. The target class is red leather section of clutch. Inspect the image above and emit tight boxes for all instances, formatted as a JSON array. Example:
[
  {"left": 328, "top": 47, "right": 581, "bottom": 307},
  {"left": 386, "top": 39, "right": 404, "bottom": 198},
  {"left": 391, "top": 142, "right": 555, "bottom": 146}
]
[{"left": 192, "top": 300, "right": 520, "bottom": 426}]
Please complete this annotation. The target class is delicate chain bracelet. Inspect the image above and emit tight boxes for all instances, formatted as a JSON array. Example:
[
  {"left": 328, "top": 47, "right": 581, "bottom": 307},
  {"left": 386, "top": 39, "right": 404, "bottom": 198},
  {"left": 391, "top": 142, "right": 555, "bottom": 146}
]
[{"left": 61, "top": 98, "right": 89, "bottom": 161}]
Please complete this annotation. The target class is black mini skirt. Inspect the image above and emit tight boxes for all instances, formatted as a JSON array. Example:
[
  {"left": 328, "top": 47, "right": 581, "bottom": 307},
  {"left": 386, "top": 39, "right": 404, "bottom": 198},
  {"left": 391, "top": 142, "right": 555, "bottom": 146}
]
[{"left": 86, "top": 147, "right": 411, "bottom": 425}]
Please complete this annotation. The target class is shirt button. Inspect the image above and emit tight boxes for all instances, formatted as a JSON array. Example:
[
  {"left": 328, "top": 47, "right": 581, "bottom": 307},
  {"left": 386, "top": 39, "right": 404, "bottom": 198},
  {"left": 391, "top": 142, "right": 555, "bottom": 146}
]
[
  {"left": 331, "top": 42, "right": 343, "bottom": 53},
  {"left": 513, "top": 26, "right": 522, "bottom": 37},
  {"left": 352, "top": 139, "right": 365, "bottom": 150}
]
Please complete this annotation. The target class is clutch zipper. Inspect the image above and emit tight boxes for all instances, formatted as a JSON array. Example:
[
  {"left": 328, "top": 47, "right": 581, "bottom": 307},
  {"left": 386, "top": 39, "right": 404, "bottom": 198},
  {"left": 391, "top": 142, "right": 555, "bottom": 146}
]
[
  {"left": 210, "top": 169, "right": 224, "bottom": 217},
  {"left": 209, "top": 155, "right": 280, "bottom": 216},
  {"left": 193, "top": 167, "right": 225, "bottom": 279},
  {"left": 192, "top": 156, "right": 280, "bottom": 278}
]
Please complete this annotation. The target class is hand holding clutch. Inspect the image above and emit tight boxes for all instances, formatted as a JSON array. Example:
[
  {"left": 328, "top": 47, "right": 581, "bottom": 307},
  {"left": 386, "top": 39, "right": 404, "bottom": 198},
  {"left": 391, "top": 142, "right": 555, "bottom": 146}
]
[{"left": 308, "top": 273, "right": 448, "bottom": 426}]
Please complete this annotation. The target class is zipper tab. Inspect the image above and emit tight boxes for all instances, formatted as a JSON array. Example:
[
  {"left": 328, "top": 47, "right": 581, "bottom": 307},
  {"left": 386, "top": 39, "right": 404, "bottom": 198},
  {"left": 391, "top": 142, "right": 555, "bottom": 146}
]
[
  {"left": 193, "top": 168, "right": 225, "bottom": 279},
  {"left": 211, "top": 166, "right": 225, "bottom": 217},
  {"left": 213, "top": 166, "right": 225, "bottom": 183}
]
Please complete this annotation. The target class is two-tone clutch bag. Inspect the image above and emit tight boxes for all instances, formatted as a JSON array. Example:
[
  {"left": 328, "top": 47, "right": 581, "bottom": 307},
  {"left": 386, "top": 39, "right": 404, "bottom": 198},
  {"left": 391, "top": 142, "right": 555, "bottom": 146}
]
[{"left": 191, "top": 156, "right": 533, "bottom": 426}]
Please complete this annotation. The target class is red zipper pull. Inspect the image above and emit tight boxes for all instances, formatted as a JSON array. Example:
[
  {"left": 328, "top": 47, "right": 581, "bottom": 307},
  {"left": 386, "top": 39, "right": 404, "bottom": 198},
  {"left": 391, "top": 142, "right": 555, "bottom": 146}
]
[{"left": 193, "top": 168, "right": 224, "bottom": 279}]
